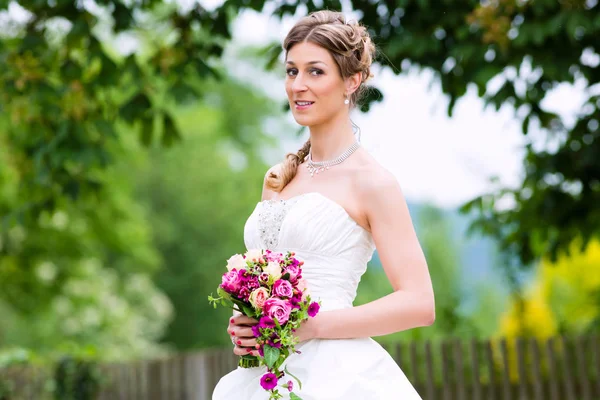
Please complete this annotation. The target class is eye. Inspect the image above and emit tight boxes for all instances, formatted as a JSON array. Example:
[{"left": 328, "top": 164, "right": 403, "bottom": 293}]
[
  {"left": 310, "top": 68, "right": 324, "bottom": 76},
  {"left": 286, "top": 68, "right": 298, "bottom": 77}
]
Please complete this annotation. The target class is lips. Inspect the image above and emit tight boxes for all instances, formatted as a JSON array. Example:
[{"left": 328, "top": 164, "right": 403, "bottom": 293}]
[{"left": 294, "top": 100, "right": 314, "bottom": 110}]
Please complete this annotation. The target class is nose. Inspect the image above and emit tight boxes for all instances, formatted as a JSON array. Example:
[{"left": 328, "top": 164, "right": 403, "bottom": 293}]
[{"left": 291, "top": 72, "right": 308, "bottom": 93}]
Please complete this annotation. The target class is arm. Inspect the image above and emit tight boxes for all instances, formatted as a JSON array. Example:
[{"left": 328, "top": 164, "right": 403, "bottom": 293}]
[{"left": 300, "top": 169, "right": 435, "bottom": 341}]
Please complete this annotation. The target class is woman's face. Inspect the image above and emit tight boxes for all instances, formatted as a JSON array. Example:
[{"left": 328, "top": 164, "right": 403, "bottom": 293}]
[{"left": 285, "top": 41, "right": 347, "bottom": 127}]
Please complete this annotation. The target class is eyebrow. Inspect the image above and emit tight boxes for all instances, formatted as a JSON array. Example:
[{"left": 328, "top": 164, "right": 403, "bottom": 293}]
[{"left": 286, "top": 61, "right": 328, "bottom": 66}]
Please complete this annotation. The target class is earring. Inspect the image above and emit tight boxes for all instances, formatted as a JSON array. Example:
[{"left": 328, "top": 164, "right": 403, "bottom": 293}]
[{"left": 344, "top": 95, "right": 350, "bottom": 105}]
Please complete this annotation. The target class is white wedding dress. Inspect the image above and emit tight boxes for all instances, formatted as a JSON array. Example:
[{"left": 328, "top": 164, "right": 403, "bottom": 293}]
[{"left": 212, "top": 192, "right": 422, "bottom": 399}]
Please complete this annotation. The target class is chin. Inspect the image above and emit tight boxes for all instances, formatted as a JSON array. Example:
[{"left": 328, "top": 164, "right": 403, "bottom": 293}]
[
  {"left": 292, "top": 114, "right": 314, "bottom": 127},
  {"left": 292, "top": 113, "right": 327, "bottom": 128}
]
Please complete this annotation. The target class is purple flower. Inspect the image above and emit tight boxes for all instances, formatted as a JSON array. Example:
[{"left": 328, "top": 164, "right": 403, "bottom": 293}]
[
  {"left": 258, "top": 272, "right": 270, "bottom": 284},
  {"left": 238, "top": 287, "right": 251, "bottom": 301},
  {"left": 286, "top": 380, "right": 293, "bottom": 392},
  {"left": 267, "top": 332, "right": 281, "bottom": 348},
  {"left": 273, "top": 279, "right": 293, "bottom": 298},
  {"left": 260, "top": 372, "right": 278, "bottom": 390},
  {"left": 263, "top": 298, "right": 293, "bottom": 325},
  {"left": 251, "top": 325, "right": 261, "bottom": 338},
  {"left": 259, "top": 316, "right": 276, "bottom": 329},
  {"left": 247, "top": 276, "right": 260, "bottom": 290},
  {"left": 307, "top": 301, "right": 320, "bottom": 317},
  {"left": 290, "top": 291, "right": 303, "bottom": 309}
]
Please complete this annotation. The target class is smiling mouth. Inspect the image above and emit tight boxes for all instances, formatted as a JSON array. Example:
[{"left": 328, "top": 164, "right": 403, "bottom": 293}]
[{"left": 294, "top": 101, "right": 314, "bottom": 108}]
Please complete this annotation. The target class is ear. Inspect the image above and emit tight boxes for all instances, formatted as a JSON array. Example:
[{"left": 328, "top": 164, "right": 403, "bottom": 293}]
[{"left": 344, "top": 72, "right": 362, "bottom": 96}]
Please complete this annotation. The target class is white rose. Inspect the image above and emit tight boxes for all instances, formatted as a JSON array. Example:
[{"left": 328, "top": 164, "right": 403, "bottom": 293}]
[
  {"left": 226, "top": 254, "right": 247, "bottom": 272},
  {"left": 263, "top": 261, "right": 282, "bottom": 280},
  {"left": 244, "top": 249, "right": 264, "bottom": 263}
]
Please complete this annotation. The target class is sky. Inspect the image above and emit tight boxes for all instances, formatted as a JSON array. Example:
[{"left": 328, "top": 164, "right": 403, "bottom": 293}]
[{"left": 217, "top": 6, "right": 588, "bottom": 209}]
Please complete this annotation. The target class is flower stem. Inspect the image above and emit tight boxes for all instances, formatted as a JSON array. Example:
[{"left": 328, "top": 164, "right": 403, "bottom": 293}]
[{"left": 239, "top": 355, "right": 260, "bottom": 368}]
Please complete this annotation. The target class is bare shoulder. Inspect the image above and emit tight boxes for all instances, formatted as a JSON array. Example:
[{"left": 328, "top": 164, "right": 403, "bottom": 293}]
[
  {"left": 355, "top": 157, "right": 402, "bottom": 201},
  {"left": 353, "top": 156, "right": 408, "bottom": 221},
  {"left": 261, "top": 163, "right": 282, "bottom": 201}
]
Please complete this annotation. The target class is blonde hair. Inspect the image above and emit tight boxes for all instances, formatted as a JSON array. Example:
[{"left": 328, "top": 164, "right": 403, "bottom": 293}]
[{"left": 266, "top": 10, "right": 376, "bottom": 193}]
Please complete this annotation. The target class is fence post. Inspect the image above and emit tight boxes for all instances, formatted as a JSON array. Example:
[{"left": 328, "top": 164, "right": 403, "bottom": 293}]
[
  {"left": 499, "top": 338, "right": 511, "bottom": 400},
  {"left": 424, "top": 340, "right": 436, "bottom": 400},
  {"left": 484, "top": 339, "right": 497, "bottom": 400},
  {"left": 515, "top": 337, "right": 528, "bottom": 400},
  {"left": 453, "top": 338, "right": 465, "bottom": 400},
  {"left": 528, "top": 338, "right": 544, "bottom": 400},
  {"left": 559, "top": 335, "right": 576, "bottom": 400},
  {"left": 470, "top": 338, "right": 482, "bottom": 400},
  {"left": 575, "top": 335, "right": 592, "bottom": 400}
]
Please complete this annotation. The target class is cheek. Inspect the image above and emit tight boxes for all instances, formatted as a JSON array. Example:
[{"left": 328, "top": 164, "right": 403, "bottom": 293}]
[
  {"left": 316, "top": 79, "right": 343, "bottom": 105},
  {"left": 285, "top": 80, "right": 293, "bottom": 97}
]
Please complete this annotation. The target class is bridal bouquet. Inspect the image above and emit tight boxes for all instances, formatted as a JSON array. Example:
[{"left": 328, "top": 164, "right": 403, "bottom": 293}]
[{"left": 209, "top": 249, "right": 320, "bottom": 400}]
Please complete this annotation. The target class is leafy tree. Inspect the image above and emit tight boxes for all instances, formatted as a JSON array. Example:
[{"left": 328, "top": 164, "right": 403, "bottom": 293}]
[
  {"left": 0, "top": 0, "right": 221, "bottom": 227},
  {"left": 131, "top": 77, "right": 283, "bottom": 350},
  {"left": 0, "top": 0, "right": 252, "bottom": 355},
  {"left": 203, "top": 0, "right": 600, "bottom": 267},
  {"left": 0, "top": 139, "right": 172, "bottom": 360}
]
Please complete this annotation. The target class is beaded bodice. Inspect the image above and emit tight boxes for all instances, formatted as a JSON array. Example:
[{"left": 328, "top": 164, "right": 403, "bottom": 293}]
[
  {"left": 256, "top": 197, "right": 302, "bottom": 249},
  {"left": 244, "top": 192, "right": 376, "bottom": 311}
]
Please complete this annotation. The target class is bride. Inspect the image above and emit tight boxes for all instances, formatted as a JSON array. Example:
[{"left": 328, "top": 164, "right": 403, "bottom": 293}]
[{"left": 212, "top": 10, "right": 434, "bottom": 400}]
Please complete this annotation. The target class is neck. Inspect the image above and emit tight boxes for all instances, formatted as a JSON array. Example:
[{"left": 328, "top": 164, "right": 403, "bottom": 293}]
[{"left": 308, "top": 114, "right": 356, "bottom": 162}]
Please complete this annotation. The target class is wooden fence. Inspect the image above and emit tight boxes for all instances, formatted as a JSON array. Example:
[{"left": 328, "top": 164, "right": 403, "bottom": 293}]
[{"left": 2, "top": 334, "right": 600, "bottom": 399}]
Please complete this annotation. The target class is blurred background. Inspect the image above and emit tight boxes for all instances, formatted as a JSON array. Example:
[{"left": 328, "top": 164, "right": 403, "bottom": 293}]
[{"left": 1, "top": 0, "right": 599, "bottom": 399}]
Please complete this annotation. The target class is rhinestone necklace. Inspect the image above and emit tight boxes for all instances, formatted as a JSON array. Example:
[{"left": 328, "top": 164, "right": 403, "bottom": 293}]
[{"left": 306, "top": 141, "right": 360, "bottom": 177}]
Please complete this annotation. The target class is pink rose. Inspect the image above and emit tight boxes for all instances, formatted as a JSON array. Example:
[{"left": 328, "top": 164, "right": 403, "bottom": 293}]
[
  {"left": 263, "top": 297, "right": 292, "bottom": 325},
  {"left": 221, "top": 269, "right": 241, "bottom": 294},
  {"left": 273, "top": 279, "right": 293, "bottom": 298},
  {"left": 284, "top": 263, "right": 301, "bottom": 282},
  {"left": 249, "top": 287, "right": 270, "bottom": 309}
]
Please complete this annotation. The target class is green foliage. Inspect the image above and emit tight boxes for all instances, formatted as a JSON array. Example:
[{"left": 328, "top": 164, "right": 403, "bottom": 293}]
[
  {"left": 0, "top": 0, "right": 225, "bottom": 226},
  {"left": 0, "top": 349, "right": 105, "bottom": 400},
  {"left": 129, "top": 77, "right": 283, "bottom": 350},
  {"left": 54, "top": 356, "right": 103, "bottom": 400},
  {"left": 205, "top": 0, "right": 600, "bottom": 267},
  {"left": 0, "top": 149, "right": 173, "bottom": 359}
]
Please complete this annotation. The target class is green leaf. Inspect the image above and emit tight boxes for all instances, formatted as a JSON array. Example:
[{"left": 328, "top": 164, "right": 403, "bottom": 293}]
[
  {"left": 94, "top": 119, "right": 116, "bottom": 139},
  {"left": 113, "top": 2, "right": 133, "bottom": 32},
  {"left": 263, "top": 345, "right": 279, "bottom": 368},
  {"left": 242, "top": 305, "right": 255, "bottom": 317},
  {"left": 120, "top": 92, "right": 151, "bottom": 125},
  {"left": 161, "top": 112, "right": 181, "bottom": 147},
  {"left": 140, "top": 116, "right": 153, "bottom": 147},
  {"left": 289, "top": 393, "right": 302, "bottom": 400}
]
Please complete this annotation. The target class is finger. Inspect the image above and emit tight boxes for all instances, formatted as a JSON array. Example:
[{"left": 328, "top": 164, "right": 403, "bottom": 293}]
[
  {"left": 234, "top": 326, "right": 255, "bottom": 338},
  {"left": 233, "top": 346, "right": 260, "bottom": 357},
  {"left": 232, "top": 315, "right": 259, "bottom": 325},
  {"left": 228, "top": 326, "right": 254, "bottom": 339},
  {"left": 235, "top": 337, "right": 257, "bottom": 348}
]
